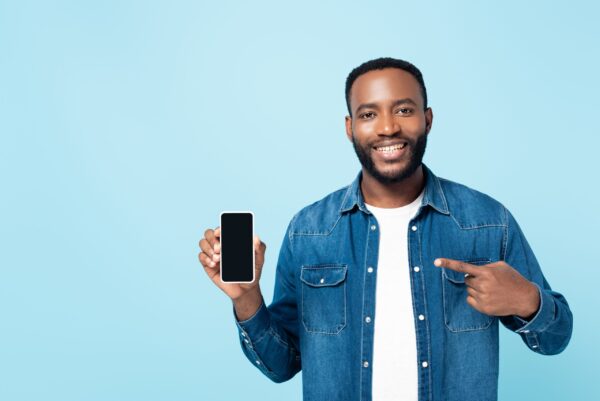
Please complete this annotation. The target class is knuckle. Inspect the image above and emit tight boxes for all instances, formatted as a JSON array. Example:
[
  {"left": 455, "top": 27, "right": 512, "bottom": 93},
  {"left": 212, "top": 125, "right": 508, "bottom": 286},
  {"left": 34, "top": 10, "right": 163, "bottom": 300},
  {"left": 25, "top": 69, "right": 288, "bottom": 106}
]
[
  {"left": 199, "top": 239, "right": 212, "bottom": 253},
  {"left": 199, "top": 252, "right": 215, "bottom": 268}
]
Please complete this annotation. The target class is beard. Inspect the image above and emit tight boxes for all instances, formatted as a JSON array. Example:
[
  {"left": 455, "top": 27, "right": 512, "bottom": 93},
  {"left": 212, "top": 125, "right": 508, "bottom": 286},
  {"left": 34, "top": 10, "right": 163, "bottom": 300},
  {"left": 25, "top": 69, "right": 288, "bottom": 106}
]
[{"left": 351, "top": 130, "right": 428, "bottom": 185}]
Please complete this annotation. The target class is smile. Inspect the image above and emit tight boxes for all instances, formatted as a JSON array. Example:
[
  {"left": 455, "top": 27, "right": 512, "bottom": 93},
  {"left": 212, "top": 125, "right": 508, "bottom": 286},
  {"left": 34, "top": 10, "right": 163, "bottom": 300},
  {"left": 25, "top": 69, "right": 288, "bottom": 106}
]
[{"left": 374, "top": 142, "right": 407, "bottom": 152}]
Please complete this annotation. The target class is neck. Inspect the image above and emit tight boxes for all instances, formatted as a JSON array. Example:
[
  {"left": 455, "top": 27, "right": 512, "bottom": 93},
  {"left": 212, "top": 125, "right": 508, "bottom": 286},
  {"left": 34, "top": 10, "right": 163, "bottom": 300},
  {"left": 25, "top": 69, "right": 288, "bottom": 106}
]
[{"left": 361, "top": 165, "right": 425, "bottom": 208}]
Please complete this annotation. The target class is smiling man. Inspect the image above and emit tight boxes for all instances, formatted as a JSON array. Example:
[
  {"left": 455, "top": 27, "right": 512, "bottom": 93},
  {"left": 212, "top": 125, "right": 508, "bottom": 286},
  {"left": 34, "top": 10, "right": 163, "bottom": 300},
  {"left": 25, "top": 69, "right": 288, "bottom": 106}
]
[{"left": 198, "top": 57, "right": 573, "bottom": 401}]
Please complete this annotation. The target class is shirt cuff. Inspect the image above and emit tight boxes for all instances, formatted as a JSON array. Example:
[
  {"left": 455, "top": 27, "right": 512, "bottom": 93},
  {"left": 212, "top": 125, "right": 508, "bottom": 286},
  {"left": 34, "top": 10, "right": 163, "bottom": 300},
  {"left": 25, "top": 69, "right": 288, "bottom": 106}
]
[
  {"left": 514, "top": 282, "right": 556, "bottom": 334},
  {"left": 233, "top": 298, "right": 271, "bottom": 342}
]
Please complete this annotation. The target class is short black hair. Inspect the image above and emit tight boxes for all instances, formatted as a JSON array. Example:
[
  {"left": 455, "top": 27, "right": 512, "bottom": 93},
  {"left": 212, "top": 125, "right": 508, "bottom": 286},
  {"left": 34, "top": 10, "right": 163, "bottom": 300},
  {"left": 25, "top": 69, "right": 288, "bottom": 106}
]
[{"left": 345, "top": 57, "right": 428, "bottom": 116}]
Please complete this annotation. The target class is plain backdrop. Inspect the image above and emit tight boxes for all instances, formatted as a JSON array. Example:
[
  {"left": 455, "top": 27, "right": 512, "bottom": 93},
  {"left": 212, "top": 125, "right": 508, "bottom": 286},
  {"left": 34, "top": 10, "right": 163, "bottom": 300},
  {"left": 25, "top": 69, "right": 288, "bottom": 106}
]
[{"left": 1, "top": 1, "right": 599, "bottom": 400}]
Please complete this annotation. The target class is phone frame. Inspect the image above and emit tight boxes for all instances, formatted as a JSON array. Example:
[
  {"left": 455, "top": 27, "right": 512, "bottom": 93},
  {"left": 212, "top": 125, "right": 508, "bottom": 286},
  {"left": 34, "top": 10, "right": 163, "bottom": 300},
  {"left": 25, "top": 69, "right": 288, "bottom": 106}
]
[{"left": 219, "top": 211, "right": 255, "bottom": 284}]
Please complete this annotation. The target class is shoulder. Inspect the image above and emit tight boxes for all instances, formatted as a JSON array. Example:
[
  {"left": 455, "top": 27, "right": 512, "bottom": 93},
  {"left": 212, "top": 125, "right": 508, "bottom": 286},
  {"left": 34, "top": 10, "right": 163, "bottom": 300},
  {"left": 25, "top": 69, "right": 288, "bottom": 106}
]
[
  {"left": 288, "top": 185, "right": 350, "bottom": 236},
  {"left": 437, "top": 176, "right": 509, "bottom": 228}
]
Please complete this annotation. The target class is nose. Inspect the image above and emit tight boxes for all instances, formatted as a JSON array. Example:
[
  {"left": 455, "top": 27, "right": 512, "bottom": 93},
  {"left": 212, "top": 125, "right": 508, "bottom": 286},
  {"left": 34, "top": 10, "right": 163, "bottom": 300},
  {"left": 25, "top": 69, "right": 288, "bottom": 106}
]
[{"left": 377, "top": 111, "right": 400, "bottom": 136}]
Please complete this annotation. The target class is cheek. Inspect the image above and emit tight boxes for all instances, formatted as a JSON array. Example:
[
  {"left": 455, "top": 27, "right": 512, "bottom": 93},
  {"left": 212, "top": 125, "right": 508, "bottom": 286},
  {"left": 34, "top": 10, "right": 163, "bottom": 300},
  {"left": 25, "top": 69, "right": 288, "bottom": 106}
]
[
  {"left": 354, "top": 122, "right": 377, "bottom": 137},
  {"left": 412, "top": 116, "right": 429, "bottom": 132},
  {"left": 400, "top": 118, "right": 425, "bottom": 132}
]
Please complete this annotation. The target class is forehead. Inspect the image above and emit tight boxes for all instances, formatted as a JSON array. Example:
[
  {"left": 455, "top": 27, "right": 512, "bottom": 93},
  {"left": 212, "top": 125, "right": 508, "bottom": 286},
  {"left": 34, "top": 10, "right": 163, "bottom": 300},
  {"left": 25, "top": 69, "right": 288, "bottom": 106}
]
[{"left": 350, "top": 68, "right": 423, "bottom": 111}]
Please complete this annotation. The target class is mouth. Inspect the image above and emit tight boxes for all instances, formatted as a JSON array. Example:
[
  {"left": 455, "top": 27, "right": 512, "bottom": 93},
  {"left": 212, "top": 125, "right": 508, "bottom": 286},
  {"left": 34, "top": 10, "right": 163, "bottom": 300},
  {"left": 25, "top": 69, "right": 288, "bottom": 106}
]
[
  {"left": 373, "top": 141, "right": 408, "bottom": 152},
  {"left": 372, "top": 141, "right": 408, "bottom": 160}
]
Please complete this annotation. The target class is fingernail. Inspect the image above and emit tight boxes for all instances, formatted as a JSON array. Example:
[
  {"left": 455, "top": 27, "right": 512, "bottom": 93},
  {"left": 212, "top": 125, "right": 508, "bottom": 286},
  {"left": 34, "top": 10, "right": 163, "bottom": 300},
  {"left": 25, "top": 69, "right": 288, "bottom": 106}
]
[{"left": 434, "top": 259, "right": 441, "bottom": 267}]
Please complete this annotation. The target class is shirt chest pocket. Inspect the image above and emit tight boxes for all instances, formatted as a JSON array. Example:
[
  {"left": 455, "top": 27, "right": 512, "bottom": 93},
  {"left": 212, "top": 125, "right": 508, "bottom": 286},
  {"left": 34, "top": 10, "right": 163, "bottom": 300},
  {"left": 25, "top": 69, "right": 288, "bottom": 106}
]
[
  {"left": 300, "top": 264, "right": 348, "bottom": 335},
  {"left": 442, "top": 258, "right": 495, "bottom": 332}
]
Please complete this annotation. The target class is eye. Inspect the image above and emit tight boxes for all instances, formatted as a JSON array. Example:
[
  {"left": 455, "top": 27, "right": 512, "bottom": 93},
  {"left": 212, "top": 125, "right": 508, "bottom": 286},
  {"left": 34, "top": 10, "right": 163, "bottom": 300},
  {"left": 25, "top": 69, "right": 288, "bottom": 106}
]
[
  {"left": 359, "top": 111, "right": 375, "bottom": 119},
  {"left": 396, "top": 107, "right": 413, "bottom": 115}
]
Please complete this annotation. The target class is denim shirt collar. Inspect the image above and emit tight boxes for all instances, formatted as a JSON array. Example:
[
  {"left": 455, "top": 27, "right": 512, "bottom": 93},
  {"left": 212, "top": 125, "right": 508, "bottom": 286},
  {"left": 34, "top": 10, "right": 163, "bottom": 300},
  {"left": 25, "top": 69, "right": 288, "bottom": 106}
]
[{"left": 339, "top": 163, "right": 450, "bottom": 215}]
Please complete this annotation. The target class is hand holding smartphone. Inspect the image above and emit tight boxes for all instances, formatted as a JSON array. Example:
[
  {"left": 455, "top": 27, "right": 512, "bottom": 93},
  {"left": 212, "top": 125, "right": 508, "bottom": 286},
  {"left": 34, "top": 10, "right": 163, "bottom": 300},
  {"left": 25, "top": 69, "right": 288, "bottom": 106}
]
[{"left": 198, "top": 212, "right": 266, "bottom": 320}]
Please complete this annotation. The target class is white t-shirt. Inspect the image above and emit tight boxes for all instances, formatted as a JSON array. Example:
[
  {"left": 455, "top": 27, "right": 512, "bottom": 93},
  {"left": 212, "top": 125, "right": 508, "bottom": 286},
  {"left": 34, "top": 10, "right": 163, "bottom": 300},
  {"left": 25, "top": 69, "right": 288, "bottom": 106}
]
[{"left": 365, "top": 189, "right": 424, "bottom": 401}]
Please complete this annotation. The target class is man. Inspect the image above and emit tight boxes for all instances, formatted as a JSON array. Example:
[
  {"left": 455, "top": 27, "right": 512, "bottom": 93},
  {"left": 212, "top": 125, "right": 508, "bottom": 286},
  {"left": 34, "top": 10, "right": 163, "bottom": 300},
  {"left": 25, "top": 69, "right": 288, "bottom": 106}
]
[{"left": 198, "top": 57, "right": 573, "bottom": 401}]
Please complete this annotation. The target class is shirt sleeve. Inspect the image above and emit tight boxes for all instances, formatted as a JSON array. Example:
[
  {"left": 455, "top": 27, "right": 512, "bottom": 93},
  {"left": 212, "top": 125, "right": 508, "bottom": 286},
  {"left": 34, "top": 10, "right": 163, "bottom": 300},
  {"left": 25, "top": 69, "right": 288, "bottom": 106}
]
[
  {"left": 232, "top": 218, "right": 301, "bottom": 382},
  {"left": 499, "top": 206, "right": 573, "bottom": 355}
]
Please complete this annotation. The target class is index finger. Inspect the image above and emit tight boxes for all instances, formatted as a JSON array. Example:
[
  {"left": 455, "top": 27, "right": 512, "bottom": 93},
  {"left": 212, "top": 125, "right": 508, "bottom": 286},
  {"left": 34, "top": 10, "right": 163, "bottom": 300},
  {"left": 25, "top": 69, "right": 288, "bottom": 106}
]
[{"left": 434, "top": 258, "right": 478, "bottom": 275}]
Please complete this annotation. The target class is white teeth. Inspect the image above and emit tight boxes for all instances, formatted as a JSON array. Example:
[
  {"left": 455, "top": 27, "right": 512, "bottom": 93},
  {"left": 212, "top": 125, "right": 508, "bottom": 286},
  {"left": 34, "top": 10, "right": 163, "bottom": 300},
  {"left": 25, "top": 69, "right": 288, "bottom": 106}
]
[{"left": 376, "top": 143, "right": 406, "bottom": 152}]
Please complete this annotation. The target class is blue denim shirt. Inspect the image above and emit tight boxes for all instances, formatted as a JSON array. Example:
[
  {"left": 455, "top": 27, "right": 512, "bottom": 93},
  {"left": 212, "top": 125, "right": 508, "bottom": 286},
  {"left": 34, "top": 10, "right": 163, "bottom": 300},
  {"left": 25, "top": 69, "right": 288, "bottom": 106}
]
[{"left": 232, "top": 163, "right": 573, "bottom": 401}]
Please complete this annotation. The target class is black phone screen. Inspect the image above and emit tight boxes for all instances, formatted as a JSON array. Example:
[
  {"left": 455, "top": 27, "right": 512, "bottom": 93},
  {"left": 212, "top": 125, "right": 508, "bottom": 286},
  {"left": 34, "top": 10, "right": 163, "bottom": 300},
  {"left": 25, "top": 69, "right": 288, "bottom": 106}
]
[{"left": 220, "top": 212, "right": 254, "bottom": 283}]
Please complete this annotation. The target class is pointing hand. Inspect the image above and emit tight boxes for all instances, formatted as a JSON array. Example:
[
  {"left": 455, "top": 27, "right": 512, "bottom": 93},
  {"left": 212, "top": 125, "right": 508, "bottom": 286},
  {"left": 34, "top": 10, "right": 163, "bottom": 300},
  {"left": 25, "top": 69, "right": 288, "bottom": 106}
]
[{"left": 434, "top": 258, "right": 540, "bottom": 319}]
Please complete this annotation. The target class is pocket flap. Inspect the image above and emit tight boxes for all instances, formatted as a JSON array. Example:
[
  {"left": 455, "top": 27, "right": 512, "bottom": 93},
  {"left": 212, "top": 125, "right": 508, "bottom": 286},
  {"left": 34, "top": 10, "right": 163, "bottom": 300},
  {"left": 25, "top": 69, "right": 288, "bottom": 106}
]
[
  {"left": 300, "top": 264, "right": 348, "bottom": 287},
  {"left": 442, "top": 258, "right": 491, "bottom": 283}
]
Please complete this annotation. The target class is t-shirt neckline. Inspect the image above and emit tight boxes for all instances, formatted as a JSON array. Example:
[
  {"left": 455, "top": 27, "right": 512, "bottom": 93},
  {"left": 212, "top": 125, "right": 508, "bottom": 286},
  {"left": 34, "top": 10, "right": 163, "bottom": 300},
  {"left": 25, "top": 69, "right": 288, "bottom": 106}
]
[{"left": 364, "top": 189, "right": 424, "bottom": 216}]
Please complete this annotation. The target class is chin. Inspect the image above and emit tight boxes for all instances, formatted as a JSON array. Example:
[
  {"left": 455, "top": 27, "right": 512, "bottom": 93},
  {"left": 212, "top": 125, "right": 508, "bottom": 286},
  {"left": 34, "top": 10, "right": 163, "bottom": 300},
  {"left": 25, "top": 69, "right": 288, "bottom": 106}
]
[{"left": 371, "top": 162, "right": 420, "bottom": 183}]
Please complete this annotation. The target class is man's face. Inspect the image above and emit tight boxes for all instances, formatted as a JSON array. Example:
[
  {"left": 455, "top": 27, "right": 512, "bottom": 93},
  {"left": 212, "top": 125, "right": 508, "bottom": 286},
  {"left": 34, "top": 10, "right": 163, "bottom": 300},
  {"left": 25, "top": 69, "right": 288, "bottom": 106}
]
[{"left": 345, "top": 68, "right": 433, "bottom": 184}]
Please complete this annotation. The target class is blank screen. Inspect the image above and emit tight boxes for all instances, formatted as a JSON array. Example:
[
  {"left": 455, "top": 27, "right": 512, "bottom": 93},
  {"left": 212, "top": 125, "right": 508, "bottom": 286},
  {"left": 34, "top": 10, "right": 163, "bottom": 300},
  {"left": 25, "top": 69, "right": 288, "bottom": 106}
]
[{"left": 221, "top": 213, "right": 253, "bottom": 282}]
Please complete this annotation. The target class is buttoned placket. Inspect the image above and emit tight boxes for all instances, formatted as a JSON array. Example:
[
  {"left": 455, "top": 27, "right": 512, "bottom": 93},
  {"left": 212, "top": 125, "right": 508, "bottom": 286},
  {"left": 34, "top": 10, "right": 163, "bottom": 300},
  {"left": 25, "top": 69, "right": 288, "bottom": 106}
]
[
  {"left": 407, "top": 218, "right": 433, "bottom": 401},
  {"left": 361, "top": 216, "right": 380, "bottom": 401}
]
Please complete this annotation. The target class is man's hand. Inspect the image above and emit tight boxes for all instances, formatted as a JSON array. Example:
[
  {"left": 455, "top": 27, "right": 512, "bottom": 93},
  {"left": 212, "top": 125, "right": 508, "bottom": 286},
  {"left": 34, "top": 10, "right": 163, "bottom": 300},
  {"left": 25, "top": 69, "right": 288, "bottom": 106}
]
[
  {"left": 198, "top": 227, "right": 267, "bottom": 320},
  {"left": 434, "top": 258, "right": 540, "bottom": 320}
]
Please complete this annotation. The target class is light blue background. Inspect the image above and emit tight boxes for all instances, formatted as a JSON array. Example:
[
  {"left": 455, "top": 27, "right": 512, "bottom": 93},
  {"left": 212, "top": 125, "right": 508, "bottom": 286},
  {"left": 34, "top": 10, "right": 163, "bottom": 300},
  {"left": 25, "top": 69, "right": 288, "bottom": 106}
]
[{"left": 1, "top": 1, "right": 598, "bottom": 400}]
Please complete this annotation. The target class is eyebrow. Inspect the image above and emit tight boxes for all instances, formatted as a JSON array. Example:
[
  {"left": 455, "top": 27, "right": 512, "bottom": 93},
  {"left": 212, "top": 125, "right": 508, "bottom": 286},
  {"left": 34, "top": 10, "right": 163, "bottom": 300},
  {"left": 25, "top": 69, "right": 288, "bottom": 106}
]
[{"left": 354, "top": 98, "right": 418, "bottom": 115}]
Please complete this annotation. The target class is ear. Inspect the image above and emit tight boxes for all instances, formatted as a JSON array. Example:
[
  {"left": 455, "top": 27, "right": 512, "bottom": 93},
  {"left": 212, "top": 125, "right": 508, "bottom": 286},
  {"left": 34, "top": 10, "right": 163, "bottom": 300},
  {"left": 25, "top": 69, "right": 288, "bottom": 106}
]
[
  {"left": 345, "top": 115, "right": 353, "bottom": 142},
  {"left": 425, "top": 107, "right": 433, "bottom": 134}
]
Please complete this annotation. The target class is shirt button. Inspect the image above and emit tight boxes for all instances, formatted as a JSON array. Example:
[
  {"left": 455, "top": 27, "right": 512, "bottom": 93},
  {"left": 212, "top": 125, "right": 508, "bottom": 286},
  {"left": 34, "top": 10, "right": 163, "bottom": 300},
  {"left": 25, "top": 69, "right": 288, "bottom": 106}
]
[
  {"left": 411, "top": 225, "right": 418, "bottom": 231},
  {"left": 244, "top": 339, "right": 250, "bottom": 343},
  {"left": 241, "top": 332, "right": 246, "bottom": 337},
  {"left": 413, "top": 266, "right": 420, "bottom": 272},
  {"left": 363, "top": 361, "right": 369, "bottom": 368},
  {"left": 418, "top": 314, "right": 425, "bottom": 321},
  {"left": 320, "top": 278, "right": 325, "bottom": 284},
  {"left": 532, "top": 345, "right": 538, "bottom": 349},
  {"left": 422, "top": 361, "right": 429, "bottom": 368},
  {"left": 523, "top": 330, "right": 530, "bottom": 334},
  {"left": 367, "top": 266, "right": 374, "bottom": 273},
  {"left": 371, "top": 225, "right": 377, "bottom": 231},
  {"left": 256, "top": 360, "right": 261, "bottom": 365},
  {"left": 365, "top": 316, "right": 372, "bottom": 323}
]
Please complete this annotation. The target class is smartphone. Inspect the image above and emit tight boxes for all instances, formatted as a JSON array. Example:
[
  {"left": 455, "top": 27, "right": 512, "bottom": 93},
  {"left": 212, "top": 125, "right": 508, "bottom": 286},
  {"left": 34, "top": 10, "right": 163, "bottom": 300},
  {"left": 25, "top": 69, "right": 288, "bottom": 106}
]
[{"left": 219, "top": 211, "right": 255, "bottom": 283}]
